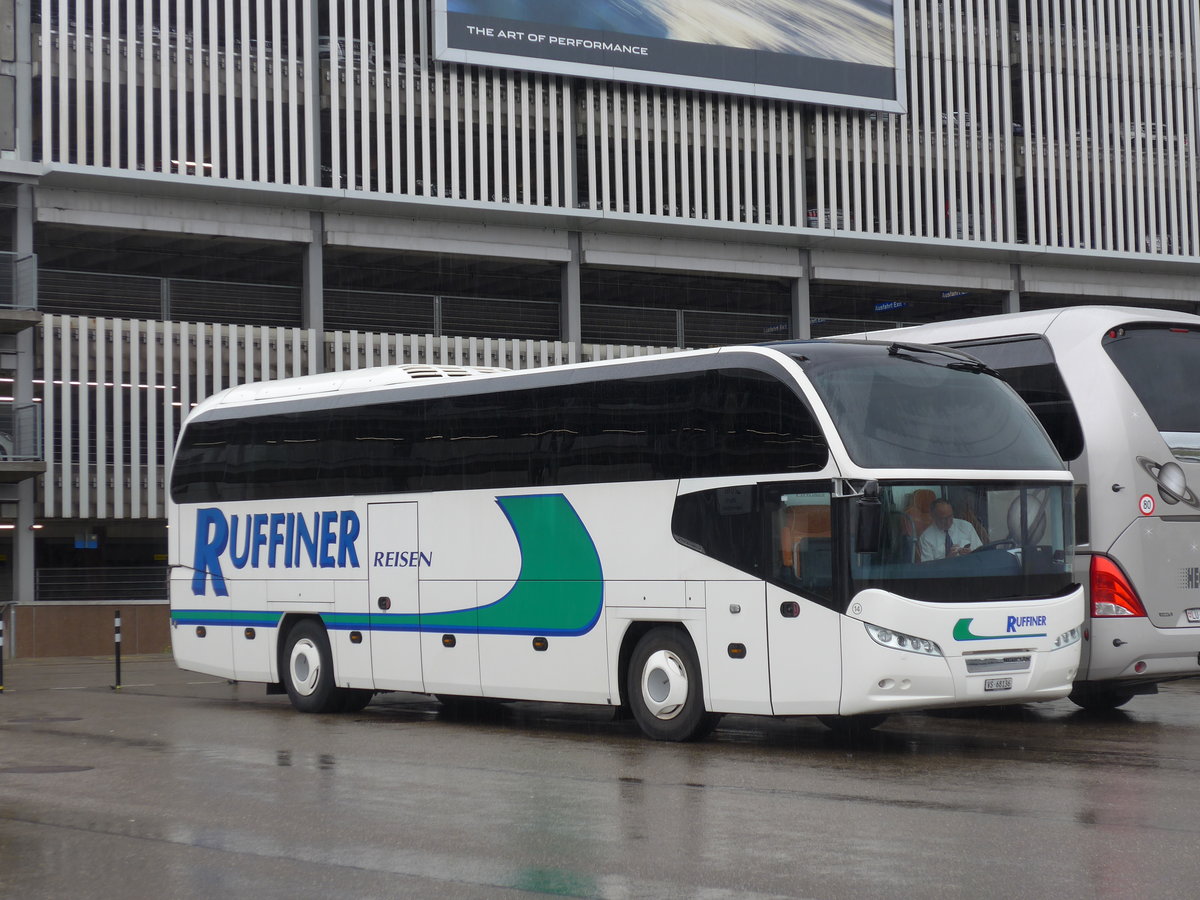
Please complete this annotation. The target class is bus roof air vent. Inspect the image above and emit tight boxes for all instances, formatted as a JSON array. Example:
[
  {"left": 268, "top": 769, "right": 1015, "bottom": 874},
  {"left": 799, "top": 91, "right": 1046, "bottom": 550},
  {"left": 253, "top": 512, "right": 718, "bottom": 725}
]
[{"left": 394, "top": 364, "right": 509, "bottom": 381}]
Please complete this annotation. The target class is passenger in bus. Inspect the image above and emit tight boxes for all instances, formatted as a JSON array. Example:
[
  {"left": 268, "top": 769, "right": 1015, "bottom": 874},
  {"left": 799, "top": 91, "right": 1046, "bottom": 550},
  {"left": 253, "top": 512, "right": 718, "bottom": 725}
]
[{"left": 919, "top": 498, "right": 982, "bottom": 561}]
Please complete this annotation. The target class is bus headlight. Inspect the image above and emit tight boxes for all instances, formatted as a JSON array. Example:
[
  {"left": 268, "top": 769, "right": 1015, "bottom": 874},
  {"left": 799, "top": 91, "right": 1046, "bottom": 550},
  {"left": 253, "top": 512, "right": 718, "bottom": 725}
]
[
  {"left": 864, "top": 623, "right": 943, "bottom": 657},
  {"left": 1053, "top": 626, "right": 1082, "bottom": 649}
]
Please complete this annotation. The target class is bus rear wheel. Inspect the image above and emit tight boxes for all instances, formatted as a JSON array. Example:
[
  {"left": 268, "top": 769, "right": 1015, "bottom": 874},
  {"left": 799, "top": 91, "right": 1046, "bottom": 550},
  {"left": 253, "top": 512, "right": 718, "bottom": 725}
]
[
  {"left": 282, "top": 620, "right": 344, "bottom": 714},
  {"left": 627, "top": 627, "right": 718, "bottom": 742},
  {"left": 1068, "top": 683, "right": 1135, "bottom": 711}
]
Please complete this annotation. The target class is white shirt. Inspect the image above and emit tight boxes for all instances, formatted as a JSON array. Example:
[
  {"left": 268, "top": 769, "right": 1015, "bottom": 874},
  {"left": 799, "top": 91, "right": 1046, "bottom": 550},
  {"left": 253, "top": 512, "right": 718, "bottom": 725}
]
[{"left": 919, "top": 518, "right": 982, "bottom": 561}]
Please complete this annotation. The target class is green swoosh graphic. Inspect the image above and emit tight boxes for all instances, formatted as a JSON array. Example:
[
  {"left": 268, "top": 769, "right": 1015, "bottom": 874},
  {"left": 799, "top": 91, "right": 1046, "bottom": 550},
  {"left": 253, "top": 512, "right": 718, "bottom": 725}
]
[
  {"left": 370, "top": 493, "right": 604, "bottom": 636},
  {"left": 953, "top": 618, "right": 1046, "bottom": 641}
]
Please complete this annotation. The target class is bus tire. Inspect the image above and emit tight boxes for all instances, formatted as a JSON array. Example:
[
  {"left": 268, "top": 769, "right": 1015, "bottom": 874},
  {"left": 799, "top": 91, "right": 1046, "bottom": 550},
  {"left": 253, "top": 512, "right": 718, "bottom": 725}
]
[
  {"left": 818, "top": 714, "right": 888, "bottom": 737},
  {"left": 627, "top": 627, "right": 717, "bottom": 742},
  {"left": 338, "top": 689, "right": 375, "bottom": 713},
  {"left": 1068, "top": 683, "right": 1135, "bottom": 711},
  {"left": 282, "top": 620, "right": 343, "bottom": 714}
]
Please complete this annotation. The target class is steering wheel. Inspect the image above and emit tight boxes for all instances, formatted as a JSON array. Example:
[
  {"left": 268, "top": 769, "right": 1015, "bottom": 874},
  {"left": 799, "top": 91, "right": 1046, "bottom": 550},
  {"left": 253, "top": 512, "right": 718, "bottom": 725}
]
[{"left": 975, "top": 539, "right": 1017, "bottom": 552}]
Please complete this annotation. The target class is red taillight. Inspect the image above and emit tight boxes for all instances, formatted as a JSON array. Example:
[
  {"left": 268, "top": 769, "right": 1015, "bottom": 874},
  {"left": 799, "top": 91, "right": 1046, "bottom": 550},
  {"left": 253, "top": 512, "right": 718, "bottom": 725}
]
[{"left": 1090, "top": 555, "right": 1147, "bottom": 618}]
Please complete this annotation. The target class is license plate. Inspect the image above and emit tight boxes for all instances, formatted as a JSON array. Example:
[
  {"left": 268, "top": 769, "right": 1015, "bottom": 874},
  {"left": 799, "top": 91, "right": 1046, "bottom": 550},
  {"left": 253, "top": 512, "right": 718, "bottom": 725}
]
[
  {"left": 984, "top": 677, "right": 1013, "bottom": 692},
  {"left": 1187, "top": 609, "right": 1200, "bottom": 624}
]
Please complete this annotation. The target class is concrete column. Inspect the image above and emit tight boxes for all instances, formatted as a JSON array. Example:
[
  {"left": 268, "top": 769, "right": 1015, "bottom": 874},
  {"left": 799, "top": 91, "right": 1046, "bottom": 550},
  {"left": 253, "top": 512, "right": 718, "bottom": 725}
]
[
  {"left": 1004, "top": 264, "right": 1022, "bottom": 314},
  {"left": 790, "top": 255, "right": 812, "bottom": 339},
  {"left": 561, "top": 232, "right": 582, "bottom": 354},
  {"left": 14, "top": 182, "right": 34, "bottom": 618},
  {"left": 303, "top": 211, "right": 325, "bottom": 371}
]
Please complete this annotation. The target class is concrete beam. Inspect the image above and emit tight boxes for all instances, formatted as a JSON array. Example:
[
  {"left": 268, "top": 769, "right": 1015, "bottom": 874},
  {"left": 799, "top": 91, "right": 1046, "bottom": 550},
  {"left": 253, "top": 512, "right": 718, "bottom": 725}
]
[
  {"left": 810, "top": 250, "right": 1016, "bottom": 292},
  {"left": 581, "top": 233, "right": 805, "bottom": 279},
  {"left": 35, "top": 188, "right": 316, "bottom": 243},
  {"left": 323, "top": 213, "right": 571, "bottom": 262},
  {"left": 1019, "top": 264, "right": 1200, "bottom": 304}
]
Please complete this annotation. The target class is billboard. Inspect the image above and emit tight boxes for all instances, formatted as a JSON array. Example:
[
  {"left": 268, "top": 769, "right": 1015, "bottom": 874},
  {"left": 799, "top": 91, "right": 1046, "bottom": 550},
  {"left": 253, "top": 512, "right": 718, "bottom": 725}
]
[{"left": 434, "top": 0, "right": 906, "bottom": 113}]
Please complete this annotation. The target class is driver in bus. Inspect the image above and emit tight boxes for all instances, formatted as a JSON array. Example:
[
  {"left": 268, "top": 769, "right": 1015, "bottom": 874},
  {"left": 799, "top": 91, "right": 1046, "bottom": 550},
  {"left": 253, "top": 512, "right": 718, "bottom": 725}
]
[{"left": 920, "top": 498, "right": 982, "bottom": 561}]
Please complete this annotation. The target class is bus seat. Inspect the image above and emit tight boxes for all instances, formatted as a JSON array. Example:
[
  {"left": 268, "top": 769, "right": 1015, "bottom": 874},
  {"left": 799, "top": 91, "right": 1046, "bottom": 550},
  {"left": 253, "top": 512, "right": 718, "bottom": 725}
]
[
  {"left": 887, "top": 511, "right": 917, "bottom": 563},
  {"left": 946, "top": 488, "right": 990, "bottom": 545},
  {"left": 904, "top": 489, "right": 936, "bottom": 562},
  {"left": 960, "top": 508, "right": 990, "bottom": 544},
  {"left": 796, "top": 536, "right": 833, "bottom": 588},
  {"left": 781, "top": 504, "right": 832, "bottom": 574}
]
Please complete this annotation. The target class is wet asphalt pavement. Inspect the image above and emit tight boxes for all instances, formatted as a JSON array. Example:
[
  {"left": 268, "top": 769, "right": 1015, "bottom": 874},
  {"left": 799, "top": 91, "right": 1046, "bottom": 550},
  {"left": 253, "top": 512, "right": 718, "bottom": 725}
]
[{"left": 3, "top": 656, "right": 1200, "bottom": 899}]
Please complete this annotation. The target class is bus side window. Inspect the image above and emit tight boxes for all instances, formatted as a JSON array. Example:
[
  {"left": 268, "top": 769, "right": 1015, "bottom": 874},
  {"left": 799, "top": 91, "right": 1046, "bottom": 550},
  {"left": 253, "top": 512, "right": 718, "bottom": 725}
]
[
  {"left": 951, "top": 337, "right": 1084, "bottom": 461},
  {"left": 672, "top": 484, "right": 834, "bottom": 604},
  {"left": 771, "top": 490, "right": 834, "bottom": 602},
  {"left": 671, "top": 487, "right": 763, "bottom": 576}
]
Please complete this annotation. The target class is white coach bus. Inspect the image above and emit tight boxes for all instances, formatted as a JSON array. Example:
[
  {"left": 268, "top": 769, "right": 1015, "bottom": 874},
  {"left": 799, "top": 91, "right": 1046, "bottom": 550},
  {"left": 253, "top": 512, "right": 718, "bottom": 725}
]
[
  {"left": 849, "top": 307, "right": 1200, "bottom": 710},
  {"left": 168, "top": 341, "right": 1084, "bottom": 740}
]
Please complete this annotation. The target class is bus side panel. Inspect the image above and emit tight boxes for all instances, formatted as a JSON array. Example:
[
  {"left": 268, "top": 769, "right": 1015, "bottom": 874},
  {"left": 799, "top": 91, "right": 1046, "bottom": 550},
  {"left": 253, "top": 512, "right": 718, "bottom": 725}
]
[
  {"left": 170, "top": 567, "right": 236, "bottom": 680},
  {"left": 332, "top": 579, "right": 375, "bottom": 690},
  {"left": 704, "top": 581, "right": 773, "bottom": 715},
  {"left": 569, "top": 481, "right": 681, "bottom": 582},
  {"left": 765, "top": 585, "right": 841, "bottom": 715},
  {"left": 232, "top": 579, "right": 275, "bottom": 682},
  {"left": 420, "top": 581, "right": 481, "bottom": 696},
  {"left": 477, "top": 606, "right": 610, "bottom": 704}
]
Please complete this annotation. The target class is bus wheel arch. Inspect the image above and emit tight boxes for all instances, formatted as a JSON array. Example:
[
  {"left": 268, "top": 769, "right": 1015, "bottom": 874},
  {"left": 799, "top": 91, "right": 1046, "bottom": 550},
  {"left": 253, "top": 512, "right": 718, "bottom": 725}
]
[
  {"left": 623, "top": 623, "right": 719, "bottom": 742},
  {"left": 278, "top": 615, "right": 344, "bottom": 714}
]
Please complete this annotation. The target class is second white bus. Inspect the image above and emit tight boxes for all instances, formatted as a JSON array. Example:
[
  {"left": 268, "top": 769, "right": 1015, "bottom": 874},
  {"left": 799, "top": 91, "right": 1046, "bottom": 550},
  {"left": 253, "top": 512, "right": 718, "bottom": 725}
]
[
  {"left": 851, "top": 307, "right": 1200, "bottom": 709},
  {"left": 168, "top": 340, "right": 1084, "bottom": 739}
]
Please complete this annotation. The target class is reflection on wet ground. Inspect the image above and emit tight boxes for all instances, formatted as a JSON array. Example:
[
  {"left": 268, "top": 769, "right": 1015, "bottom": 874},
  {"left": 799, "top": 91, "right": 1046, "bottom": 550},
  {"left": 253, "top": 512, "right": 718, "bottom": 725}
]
[{"left": 2, "top": 656, "right": 1200, "bottom": 899}]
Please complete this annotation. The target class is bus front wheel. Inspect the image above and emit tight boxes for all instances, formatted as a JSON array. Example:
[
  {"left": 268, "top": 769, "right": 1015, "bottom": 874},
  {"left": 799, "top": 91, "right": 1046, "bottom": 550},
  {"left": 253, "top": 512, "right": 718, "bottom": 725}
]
[
  {"left": 282, "top": 620, "right": 344, "bottom": 714},
  {"left": 627, "top": 627, "right": 718, "bottom": 742}
]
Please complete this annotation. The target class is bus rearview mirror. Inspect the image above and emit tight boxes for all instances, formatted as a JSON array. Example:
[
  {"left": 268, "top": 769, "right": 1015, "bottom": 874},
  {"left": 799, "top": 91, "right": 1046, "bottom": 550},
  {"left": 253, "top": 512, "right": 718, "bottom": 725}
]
[{"left": 855, "top": 481, "right": 883, "bottom": 554}]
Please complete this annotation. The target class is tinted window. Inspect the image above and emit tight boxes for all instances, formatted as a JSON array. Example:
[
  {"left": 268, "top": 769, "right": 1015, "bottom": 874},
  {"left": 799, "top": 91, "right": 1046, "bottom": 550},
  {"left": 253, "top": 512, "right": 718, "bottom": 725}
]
[
  {"left": 672, "top": 483, "right": 837, "bottom": 607},
  {"left": 171, "top": 367, "right": 830, "bottom": 502},
  {"left": 791, "top": 344, "right": 1065, "bottom": 471},
  {"left": 950, "top": 337, "right": 1084, "bottom": 461},
  {"left": 1103, "top": 324, "right": 1200, "bottom": 461}
]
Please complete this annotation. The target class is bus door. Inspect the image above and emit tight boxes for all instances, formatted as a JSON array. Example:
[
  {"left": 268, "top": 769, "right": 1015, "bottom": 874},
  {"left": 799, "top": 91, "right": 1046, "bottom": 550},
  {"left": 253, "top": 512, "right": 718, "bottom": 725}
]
[
  {"left": 765, "top": 486, "right": 842, "bottom": 715},
  {"left": 366, "top": 502, "right": 425, "bottom": 692}
]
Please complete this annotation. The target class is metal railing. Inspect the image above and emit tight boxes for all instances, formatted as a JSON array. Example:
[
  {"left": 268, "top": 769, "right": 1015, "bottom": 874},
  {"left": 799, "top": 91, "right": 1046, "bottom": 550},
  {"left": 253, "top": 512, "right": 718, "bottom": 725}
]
[
  {"left": 0, "top": 404, "right": 43, "bottom": 462},
  {"left": 0, "top": 253, "right": 38, "bottom": 311},
  {"left": 35, "top": 566, "right": 168, "bottom": 603}
]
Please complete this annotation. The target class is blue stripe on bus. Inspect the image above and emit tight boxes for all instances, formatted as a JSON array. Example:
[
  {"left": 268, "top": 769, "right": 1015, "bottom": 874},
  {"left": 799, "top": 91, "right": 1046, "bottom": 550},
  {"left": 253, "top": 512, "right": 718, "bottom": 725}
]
[{"left": 172, "top": 610, "right": 599, "bottom": 637}]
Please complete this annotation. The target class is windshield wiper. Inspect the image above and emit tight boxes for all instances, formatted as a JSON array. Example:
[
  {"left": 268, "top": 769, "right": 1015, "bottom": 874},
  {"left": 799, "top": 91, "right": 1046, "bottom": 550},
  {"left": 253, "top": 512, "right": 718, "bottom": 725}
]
[
  {"left": 888, "top": 342, "right": 1001, "bottom": 378},
  {"left": 946, "top": 360, "right": 1003, "bottom": 378}
]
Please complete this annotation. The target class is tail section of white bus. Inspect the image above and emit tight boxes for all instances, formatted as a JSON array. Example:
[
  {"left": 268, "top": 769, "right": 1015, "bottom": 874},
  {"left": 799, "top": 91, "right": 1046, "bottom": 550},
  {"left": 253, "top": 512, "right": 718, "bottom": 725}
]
[
  {"left": 168, "top": 342, "right": 1084, "bottom": 738},
  {"left": 846, "top": 306, "right": 1200, "bottom": 710}
]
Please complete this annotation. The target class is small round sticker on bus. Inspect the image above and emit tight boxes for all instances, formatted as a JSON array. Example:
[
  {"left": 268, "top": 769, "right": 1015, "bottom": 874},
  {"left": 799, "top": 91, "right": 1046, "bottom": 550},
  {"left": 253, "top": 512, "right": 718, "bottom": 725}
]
[{"left": 1139, "top": 494, "right": 1156, "bottom": 516}]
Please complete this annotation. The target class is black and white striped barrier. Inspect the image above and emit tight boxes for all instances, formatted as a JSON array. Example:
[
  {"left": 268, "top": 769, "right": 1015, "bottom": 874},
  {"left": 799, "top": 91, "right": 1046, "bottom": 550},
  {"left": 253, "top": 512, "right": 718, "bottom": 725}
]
[{"left": 112, "top": 609, "right": 122, "bottom": 691}]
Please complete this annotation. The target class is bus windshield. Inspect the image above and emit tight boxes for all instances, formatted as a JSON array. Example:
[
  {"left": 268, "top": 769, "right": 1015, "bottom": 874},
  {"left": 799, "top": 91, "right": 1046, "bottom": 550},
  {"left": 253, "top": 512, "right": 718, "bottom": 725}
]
[
  {"left": 784, "top": 342, "right": 1064, "bottom": 471},
  {"left": 1103, "top": 324, "right": 1200, "bottom": 462},
  {"left": 851, "top": 481, "right": 1075, "bottom": 604}
]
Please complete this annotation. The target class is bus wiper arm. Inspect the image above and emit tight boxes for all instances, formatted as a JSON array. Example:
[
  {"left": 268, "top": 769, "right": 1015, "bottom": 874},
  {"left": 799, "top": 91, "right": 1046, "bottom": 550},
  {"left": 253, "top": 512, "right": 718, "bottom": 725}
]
[
  {"left": 888, "top": 342, "right": 1000, "bottom": 377},
  {"left": 946, "top": 360, "right": 1003, "bottom": 378}
]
